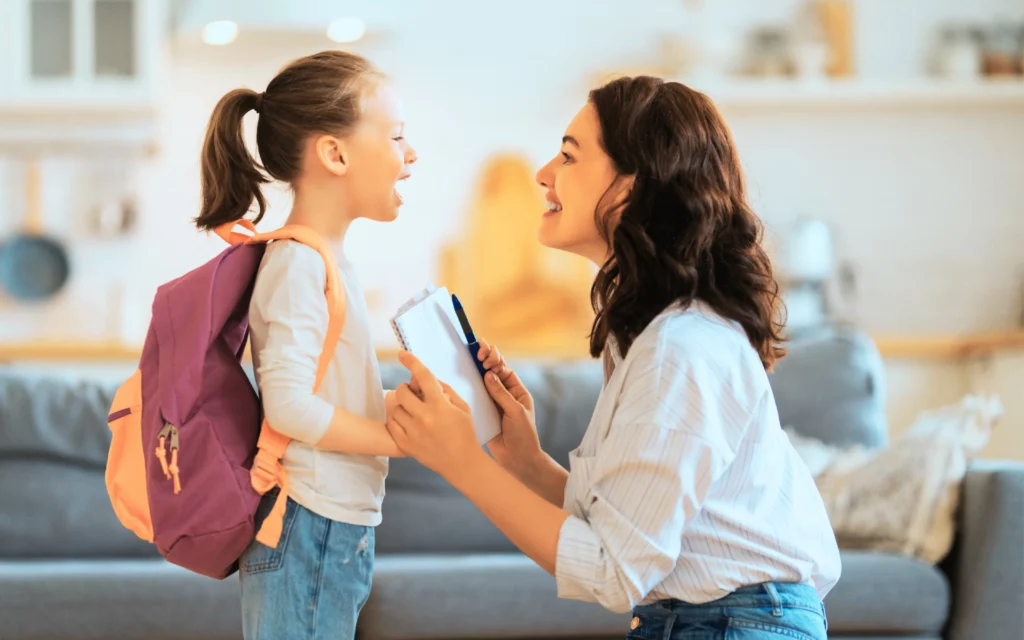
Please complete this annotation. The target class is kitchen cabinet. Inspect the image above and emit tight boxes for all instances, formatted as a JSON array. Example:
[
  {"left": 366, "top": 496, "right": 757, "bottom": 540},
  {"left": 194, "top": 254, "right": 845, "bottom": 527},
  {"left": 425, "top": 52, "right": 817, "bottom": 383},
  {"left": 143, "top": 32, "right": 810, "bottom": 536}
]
[{"left": 0, "top": 0, "right": 166, "bottom": 152}]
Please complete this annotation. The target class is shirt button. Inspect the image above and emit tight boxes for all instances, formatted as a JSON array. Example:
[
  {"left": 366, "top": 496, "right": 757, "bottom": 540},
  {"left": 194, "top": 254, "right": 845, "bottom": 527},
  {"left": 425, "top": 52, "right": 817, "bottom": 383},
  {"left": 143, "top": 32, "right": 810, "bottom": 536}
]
[{"left": 630, "top": 616, "right": 641, "bottom": 630}]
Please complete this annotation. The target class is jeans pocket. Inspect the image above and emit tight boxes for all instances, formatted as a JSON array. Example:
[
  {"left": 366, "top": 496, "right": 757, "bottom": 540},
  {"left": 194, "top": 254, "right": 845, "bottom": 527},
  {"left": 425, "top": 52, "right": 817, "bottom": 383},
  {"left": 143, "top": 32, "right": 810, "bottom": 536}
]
[
  {"left": 726, "top": 618, "right": 815, "bottom": 640},
  {"left": 240, "top": 491, "right": 300, "bottom": 575}
]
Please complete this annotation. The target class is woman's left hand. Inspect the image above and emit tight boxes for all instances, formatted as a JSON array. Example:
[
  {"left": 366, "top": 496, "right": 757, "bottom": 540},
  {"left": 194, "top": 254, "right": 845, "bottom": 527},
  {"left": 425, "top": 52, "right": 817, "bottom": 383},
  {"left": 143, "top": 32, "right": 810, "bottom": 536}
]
[{"left": 386, "top": 351, "right": 483, "bottom": 481}]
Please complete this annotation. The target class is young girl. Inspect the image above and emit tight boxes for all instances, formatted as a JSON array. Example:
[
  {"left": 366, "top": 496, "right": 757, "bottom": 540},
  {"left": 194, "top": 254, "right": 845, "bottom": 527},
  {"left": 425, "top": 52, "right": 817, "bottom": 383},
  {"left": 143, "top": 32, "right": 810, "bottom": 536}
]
[{"left": 192, "top": 51, "right": 416, "bottom": 640}]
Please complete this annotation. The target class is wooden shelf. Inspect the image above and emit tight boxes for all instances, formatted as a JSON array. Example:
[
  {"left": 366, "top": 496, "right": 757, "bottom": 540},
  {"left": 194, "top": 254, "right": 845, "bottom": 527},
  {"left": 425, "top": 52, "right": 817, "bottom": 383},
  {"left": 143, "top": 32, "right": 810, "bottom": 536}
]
[
  {"left": 675, "top": 77, "right": 1024, "bottom": 110},
  {"left": 0, "top": 104, "right": 157, "bottom": 155},
  {"left": 4, "top": 331, "right": 1023, "bottom": 363},
  {"left": 0, "top": 342, "right": 589, "bottom": 364},
  {"left": 873, "top": 331, "right": 1024, "bottom": 359},
  {"left": 0, "top": 341, "right": 144, "bottom": 363}
]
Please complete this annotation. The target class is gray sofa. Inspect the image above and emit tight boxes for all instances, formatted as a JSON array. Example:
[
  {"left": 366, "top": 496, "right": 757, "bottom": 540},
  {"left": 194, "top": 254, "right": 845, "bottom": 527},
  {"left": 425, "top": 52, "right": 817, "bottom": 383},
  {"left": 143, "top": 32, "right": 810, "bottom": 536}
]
[{"left": 0, "top": 328, "right": 1020, "bottom": 639}]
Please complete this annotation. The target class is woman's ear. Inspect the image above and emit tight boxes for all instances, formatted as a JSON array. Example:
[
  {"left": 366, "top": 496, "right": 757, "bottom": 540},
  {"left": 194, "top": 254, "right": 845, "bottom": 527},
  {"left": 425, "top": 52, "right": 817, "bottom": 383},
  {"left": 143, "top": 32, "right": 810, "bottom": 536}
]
[
  {"left": 603, "top": 174, "right": 636, "bottom": 221},
  {"left": 314, "top": 134, "right": 349, "bottom": 177}
]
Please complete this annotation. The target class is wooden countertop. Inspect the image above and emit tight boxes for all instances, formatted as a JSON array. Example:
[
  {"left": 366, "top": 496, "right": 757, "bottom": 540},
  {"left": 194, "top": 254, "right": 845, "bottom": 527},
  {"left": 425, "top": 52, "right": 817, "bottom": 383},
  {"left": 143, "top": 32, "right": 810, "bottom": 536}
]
[{"left": 3, "top": 331, "right": 1024, "bottom": 363}]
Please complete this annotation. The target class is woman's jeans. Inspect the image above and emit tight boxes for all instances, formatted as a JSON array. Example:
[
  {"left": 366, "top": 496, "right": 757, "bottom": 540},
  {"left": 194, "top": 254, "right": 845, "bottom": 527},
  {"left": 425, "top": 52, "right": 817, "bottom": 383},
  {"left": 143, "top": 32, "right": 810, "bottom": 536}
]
[{"left": 627, "top": 582, "right": 828, "bottom": 639}]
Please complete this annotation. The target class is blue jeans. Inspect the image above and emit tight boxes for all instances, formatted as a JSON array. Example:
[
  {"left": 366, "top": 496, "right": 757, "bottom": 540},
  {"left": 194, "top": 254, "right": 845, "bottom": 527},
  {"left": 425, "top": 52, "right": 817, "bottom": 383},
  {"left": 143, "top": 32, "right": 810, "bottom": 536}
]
[
  {"left": 627, "top": 583, "right": 828, "bottom": 639},
  {"left": 239, "top": 489, "right": 374, "bottom": 640}
]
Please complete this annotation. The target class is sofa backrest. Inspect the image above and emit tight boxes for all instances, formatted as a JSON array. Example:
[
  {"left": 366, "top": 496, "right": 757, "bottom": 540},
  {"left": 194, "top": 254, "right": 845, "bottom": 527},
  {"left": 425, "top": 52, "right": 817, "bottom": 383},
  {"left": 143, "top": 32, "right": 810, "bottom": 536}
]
[
  {"left": 0, "top": 368, "right": 157, "bottom": 559},
  {"left": 0, "top": 326, "right": 887, "bottom": 558},
  {"left": 769, "top": 327, "right": 888, "bottom": 449}
]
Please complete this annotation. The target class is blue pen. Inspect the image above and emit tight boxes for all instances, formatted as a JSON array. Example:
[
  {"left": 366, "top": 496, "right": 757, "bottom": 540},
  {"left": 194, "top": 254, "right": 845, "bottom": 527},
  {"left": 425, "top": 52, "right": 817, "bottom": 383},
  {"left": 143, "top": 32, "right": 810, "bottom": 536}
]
[{"left": 451, "top": 294, "right": 488, "bottom": 378}]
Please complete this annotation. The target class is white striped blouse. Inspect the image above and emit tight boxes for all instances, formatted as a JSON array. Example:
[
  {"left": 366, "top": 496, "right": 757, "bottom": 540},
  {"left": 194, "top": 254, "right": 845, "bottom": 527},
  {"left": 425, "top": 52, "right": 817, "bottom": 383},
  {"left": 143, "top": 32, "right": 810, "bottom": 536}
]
[{"left": 555, "top": 300, "right": 842, "bottom": 614}]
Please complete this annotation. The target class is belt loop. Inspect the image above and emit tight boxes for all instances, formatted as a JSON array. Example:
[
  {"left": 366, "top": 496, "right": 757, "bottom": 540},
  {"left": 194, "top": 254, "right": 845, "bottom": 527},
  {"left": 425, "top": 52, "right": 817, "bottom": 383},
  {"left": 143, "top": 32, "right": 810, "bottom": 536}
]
[
  {"left": 661, "top": 613, "right": 678, "bottom": 640},
  {"left": 763, "top": 582, "right": 783, "bottom": 617}
]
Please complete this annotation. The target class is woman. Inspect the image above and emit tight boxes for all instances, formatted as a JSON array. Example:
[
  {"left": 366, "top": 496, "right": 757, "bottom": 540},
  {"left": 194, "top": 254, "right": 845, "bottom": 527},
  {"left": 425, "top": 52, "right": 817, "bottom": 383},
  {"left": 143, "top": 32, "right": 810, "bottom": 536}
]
[{"left": 386, "top": 76, "right": 841, "bottom": 639}]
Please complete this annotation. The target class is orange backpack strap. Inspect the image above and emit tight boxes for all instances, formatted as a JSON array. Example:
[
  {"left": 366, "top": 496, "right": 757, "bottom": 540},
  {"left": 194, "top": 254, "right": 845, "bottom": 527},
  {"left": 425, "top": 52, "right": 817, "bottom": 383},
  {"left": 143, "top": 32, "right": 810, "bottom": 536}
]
[{"left": 217, "top": 221, "right": 347, "bottom": 548}]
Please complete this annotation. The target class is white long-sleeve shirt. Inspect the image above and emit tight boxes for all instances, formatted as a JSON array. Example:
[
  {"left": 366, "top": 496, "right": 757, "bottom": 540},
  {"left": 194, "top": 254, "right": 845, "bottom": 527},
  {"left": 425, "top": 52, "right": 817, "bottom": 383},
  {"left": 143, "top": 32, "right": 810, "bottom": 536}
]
[
  {"left": 555, "top": 300, "right": 842, "bottom": 613},
  {"left": 248, "top": 239, "right": 388, "bottom": 526}
]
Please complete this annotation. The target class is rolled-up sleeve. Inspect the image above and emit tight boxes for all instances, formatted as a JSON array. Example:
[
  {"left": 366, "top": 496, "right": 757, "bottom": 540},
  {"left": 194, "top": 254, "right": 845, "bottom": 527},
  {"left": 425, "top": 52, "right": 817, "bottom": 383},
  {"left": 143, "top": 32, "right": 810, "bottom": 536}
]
[
  {"left": 555, "top": 336, "right": 742, "bottom": 613},
  {"left": 249, "top": 241, "right": 336, "bottom": 444}
]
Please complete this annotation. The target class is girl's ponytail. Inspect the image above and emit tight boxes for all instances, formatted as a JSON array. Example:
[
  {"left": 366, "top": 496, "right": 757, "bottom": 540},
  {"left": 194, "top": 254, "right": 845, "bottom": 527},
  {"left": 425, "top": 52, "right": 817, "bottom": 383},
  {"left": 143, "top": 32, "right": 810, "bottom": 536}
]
[{"left": 194, "top": 88, "right": 269, "bottom": 231}]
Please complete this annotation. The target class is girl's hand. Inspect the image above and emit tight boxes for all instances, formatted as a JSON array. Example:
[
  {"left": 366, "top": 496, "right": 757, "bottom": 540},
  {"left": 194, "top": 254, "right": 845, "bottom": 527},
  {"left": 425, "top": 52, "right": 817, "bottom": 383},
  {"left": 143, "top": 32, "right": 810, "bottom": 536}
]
[
  {"left": 386, "top": 351, "right": 484, "bottom": 481},
  {"left": 384, "top": 389, "right": 399, "bottom": 422},
  {"left": 476, "top": 340, "right": 542, "bottom": 475}
]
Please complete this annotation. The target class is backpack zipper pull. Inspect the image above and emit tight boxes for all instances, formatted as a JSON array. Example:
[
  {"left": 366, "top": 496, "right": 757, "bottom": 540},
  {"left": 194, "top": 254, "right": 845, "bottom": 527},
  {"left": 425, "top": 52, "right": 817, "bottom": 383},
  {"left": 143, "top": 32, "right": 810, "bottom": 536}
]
[
  {"left": 155, "top": 424, "right": 172, "bottom": 479},
  {"left": 168, "top": 426, "right": 181, "bottom": 495}
]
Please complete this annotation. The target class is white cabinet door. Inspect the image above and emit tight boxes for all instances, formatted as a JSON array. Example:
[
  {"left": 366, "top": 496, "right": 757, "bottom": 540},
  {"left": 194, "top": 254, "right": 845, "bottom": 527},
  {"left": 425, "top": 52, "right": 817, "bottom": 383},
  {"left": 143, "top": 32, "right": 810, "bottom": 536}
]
[{"left": 3, "top": 0, "right": 163, "bottom": 110}]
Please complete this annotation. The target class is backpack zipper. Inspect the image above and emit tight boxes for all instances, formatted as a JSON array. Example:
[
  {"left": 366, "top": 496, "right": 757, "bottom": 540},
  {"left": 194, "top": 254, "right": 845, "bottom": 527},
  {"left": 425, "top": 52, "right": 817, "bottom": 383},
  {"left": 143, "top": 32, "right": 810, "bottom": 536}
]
[{"left": 155, "top": 423, "right": 182, "bottom": 494}]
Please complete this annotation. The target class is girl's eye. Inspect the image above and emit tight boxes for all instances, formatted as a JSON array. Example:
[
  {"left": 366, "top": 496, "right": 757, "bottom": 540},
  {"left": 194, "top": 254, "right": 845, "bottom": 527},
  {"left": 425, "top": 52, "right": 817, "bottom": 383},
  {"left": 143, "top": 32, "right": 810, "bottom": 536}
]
[{"left": 561, "top": 152, "right": 572, "bottom": 164}]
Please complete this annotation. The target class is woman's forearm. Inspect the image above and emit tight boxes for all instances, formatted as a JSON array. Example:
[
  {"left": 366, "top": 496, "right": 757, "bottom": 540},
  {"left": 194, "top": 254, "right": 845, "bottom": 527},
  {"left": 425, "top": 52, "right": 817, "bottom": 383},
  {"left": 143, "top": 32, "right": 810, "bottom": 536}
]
[
  {"left": 449, "top": 448, "right": 570, "bottom": 575},
  {"left": 510, "top": 450, "right": 570, "bottom": 508},
  {"left": 316, "top": 408, "right": 405, "bottom": 457}
]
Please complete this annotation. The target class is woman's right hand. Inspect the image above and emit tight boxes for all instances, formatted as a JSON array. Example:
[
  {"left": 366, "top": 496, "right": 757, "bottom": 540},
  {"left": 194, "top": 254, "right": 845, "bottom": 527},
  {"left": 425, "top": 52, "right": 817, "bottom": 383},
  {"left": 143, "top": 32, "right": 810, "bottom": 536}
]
[{"left": 476, "top": 341, "right": 542, "bottom": 475}]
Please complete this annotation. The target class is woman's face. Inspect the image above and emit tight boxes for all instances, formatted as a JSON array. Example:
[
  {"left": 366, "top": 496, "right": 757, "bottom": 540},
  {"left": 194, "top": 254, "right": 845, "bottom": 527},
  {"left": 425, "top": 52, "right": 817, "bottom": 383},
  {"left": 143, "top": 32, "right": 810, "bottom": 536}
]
[{"left": 535, "top": 103, "right": 632, "bottom": 266}]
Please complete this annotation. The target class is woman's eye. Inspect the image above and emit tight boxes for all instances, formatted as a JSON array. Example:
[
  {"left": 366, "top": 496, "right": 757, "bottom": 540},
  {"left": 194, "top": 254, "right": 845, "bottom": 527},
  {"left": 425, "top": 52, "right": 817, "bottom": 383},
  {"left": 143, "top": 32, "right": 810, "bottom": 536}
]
[{"left": 561, "top": 152, "right": 572, "bottom": 164}]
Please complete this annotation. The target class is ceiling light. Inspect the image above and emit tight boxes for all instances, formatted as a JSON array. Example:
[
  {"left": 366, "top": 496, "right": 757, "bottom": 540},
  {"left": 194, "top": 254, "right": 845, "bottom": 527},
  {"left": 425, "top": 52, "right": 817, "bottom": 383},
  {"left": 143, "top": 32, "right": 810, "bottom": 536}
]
[
  {"left": 203, "top": 20, "right": 239, "bottom": 46},
  {"left": 327, "top": 18, "right": 366, "bottom": 43}
]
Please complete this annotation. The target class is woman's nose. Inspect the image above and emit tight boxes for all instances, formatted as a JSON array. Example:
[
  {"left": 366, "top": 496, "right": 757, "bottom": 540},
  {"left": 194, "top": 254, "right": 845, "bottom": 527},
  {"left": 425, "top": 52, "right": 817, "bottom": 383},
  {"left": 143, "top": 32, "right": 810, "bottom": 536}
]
[{"left": 536, "top": 158, "right": 555, "bottom": 188}]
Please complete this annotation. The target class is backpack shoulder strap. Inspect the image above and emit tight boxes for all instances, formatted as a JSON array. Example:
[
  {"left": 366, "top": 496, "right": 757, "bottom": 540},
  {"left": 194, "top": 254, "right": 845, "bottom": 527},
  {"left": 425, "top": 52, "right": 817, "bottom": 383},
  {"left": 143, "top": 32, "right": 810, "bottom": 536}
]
[
  {"left": 250, "top": 224, "right": 347, "bottom": 391},
  {"left": 215, "top": 221, "right": 346, "bottom": 548}
]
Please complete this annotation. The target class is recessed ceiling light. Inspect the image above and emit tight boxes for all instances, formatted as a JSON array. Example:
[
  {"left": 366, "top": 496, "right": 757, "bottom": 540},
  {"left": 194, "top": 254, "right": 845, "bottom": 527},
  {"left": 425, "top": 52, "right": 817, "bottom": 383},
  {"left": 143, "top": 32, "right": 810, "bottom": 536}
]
[
  {"left": 203, "top": 20, "right": 238, "bottom": 46},
  {"left": 327, "top": 18, "right": 366, "bottom": 43}
]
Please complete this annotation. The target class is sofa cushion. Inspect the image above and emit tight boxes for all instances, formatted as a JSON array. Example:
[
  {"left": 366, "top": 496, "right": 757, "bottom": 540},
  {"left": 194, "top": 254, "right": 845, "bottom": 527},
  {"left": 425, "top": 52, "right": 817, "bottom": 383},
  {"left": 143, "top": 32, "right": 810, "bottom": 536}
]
[
  {"left": 768, "top": 327, "right": 888, "bottom": 449},
  {"left": 823, "top": 550, "right": 949, "bottom": 635},
  {"left": 363, "top": 550, "right": 949, "bottom": 640},
  {"left": 0, "top": 460, "right": 157, "bottom": 559},
  {"left": 362, "top": 553, "right": 627, "bottom": 639},
  {"left": 0, "top": 368, "right": 118, "bottom": 469},
  {"left": 0, "top": 559, "right": 241, "bottom": 640}
]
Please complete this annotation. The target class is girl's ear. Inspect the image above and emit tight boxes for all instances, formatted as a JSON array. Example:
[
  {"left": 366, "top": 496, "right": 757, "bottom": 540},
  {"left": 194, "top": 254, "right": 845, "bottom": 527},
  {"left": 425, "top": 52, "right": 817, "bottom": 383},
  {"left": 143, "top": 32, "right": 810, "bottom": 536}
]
[{"left": 314, "top": 135, "right": 349, "bottom": 177}]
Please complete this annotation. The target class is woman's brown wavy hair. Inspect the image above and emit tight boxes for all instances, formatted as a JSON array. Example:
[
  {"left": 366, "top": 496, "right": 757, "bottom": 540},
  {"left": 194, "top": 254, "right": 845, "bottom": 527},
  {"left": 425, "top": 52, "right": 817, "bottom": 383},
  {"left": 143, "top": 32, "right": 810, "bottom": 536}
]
[{"left": 588, "top": 76, "right": 786, "bottom": 370}]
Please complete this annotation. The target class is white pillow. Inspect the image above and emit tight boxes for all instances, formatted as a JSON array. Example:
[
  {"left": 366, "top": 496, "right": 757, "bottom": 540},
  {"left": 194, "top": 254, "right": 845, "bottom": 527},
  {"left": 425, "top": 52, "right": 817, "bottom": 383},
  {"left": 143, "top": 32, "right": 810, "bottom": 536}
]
[{"left": 786, "top": 394, "right": 1002, "bottom": 564}]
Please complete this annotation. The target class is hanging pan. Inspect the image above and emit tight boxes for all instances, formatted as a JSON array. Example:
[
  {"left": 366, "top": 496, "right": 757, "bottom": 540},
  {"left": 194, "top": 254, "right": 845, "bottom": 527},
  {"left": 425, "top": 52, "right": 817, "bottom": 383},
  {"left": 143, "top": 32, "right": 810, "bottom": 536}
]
[{"left": 0, "top": 160, "right": 70, "bottom": 301}]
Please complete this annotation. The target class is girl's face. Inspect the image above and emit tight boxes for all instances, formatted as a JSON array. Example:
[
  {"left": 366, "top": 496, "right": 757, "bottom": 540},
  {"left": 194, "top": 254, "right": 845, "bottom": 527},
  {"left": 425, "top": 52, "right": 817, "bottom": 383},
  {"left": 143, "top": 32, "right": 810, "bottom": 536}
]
[
  {"left": 535, "top": 103, "right": 632, "bottom": 266},
  {"left": 343, "top": 83, "right": 417, "bottom": 223}
]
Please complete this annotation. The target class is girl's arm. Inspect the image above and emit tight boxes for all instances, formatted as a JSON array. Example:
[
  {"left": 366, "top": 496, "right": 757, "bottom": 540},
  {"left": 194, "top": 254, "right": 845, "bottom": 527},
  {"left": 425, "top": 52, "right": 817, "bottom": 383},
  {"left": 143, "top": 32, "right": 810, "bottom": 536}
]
[
  {"left": 315, "top": 409, "right": 403, "bottom": 457},
  {"left": 251, "top": 241, "right": 402, "bottom": 458},
  {"left": 314, "top": 388, "right": 405, "bottom": 457}
]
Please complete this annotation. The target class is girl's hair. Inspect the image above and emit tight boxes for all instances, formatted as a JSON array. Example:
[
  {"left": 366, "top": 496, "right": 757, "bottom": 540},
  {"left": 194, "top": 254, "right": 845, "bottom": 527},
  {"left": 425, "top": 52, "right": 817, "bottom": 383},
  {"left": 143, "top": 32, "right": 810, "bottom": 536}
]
[
  {"left": 194, "top": 51, "right": 384, "bottom": 231},
  {"left": 587, "top": 76, "right": 786, "bottom": 370}
]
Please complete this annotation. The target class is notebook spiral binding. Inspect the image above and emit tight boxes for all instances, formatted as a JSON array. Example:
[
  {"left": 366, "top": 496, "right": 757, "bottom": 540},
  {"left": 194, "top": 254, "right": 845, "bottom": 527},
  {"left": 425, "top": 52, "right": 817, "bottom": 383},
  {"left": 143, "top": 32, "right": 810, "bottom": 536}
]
[{"left": 390, "top": 318, "right": 411, "bottom": 351}]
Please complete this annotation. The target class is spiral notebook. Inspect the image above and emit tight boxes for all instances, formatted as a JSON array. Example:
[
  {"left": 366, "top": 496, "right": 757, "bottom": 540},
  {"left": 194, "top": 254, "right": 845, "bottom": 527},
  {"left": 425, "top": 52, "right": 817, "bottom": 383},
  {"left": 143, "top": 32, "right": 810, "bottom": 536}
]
[{"left": 390, "top": 285, "right": 501, "bottom": 445}]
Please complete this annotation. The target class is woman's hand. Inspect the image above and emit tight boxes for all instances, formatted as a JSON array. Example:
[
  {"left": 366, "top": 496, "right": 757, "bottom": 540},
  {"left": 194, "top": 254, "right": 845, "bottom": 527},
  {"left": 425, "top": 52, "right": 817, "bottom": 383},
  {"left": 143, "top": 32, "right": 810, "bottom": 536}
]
[
  {"left": 475, "top": 340, "right": 542, "bottom": 475},
  {"left": 386, "top": 351, "right": 486, "bottom": 481}
]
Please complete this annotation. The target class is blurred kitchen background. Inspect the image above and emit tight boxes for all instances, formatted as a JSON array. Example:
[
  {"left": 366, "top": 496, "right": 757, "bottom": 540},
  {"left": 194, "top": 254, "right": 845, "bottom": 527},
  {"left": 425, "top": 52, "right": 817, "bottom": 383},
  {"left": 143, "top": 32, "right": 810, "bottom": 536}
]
[{"left": 0, "top": 0, "right": 1022, "bottom": 458}]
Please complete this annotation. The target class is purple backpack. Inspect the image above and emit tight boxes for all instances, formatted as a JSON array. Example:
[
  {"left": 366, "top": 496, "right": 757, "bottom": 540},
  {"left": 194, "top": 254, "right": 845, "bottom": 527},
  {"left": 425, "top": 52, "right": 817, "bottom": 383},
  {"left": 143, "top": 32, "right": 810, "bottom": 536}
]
[{"left": 104, "top": 222, "right": 346, "bottom": 578}]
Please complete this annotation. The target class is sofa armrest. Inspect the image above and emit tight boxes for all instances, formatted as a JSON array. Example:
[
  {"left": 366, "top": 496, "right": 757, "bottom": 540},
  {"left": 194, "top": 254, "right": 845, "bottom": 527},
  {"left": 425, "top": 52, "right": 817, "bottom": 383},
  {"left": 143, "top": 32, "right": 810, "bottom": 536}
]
[{"left": 946, "top": 460, "right": 1024, "bottom": 640}]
